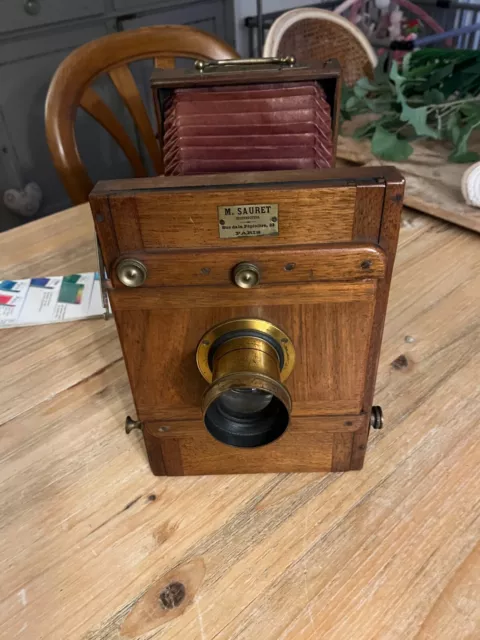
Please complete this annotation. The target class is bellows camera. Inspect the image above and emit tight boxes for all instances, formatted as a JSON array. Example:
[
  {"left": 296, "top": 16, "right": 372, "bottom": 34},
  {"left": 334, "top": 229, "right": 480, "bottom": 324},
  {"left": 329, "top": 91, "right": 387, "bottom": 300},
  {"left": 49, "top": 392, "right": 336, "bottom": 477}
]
[{"left": 90, "top": 58, "right": 404, "bottom": 475}]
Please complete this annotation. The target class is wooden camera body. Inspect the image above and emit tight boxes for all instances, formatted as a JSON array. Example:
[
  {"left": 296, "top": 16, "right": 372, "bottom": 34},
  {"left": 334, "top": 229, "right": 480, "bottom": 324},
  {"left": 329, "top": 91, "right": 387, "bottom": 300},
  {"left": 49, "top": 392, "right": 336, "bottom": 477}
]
[{"left": 90, "top": 166, "right": 404, "bottom": 475}]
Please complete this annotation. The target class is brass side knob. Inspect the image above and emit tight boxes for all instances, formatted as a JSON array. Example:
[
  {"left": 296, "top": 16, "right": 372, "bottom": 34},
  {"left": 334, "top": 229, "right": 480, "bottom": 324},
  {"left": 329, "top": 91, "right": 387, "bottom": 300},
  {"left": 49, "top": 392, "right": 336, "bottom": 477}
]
[
  {"left": 233, "top": 262, "right": 260, "bottom": 289},
  {"left": 370, "top": 406, "right": 384, "bottom": 430},
  {"left": 117, "top": 258, "right": 147, "bottom": 287},
  {"left": 125, "top": 416, "right": 143, "bottom": 434}
]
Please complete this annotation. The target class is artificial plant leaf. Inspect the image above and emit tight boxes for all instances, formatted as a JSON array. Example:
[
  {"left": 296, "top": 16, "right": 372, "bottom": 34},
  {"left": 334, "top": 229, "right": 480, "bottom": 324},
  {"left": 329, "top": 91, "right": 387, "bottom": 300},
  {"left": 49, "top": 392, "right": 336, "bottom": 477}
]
[
  {"left": 390, "top": 61, "right": 406, "bottom": 98},
  {"left": 454, "top": 119, "right": 480, "bottom": 155},
  {"left": 425, "top": 63, "right": 455, "bottom": 90},
  {"left": 357, "top": 77, "right": 378, "bottom": 91},
  {"left": 352, "top": 120, "right": 378, "bottom": 140},
  {"left": 341, "top": 86, "right": 354, "bottom": 103},
  {"left": 345, "top": 96, "right": 360, "bottom": 110},
  {"left": 459, "top": 101, "right": 480, "bottom": 119},
  {"left": 464, "top": 61, "right": 480, "bottom": 75},
  {"left": 377, "top": 114, "right": 404, "bottom": 133},
  {"left": 446, "top": 111, "right": 462, "bottom": 143},
  {"left": 402, "top": 53, "right": 412, "bottom": 77},
  {"left": 448, "top": 149, "right": 480, "bottom": 163},
  {"left": 371, "top": 125, "right": 413, "bottom": 161},
  {"left": 365, "top": 97, "right": 395, "bottom": 114},
  {"left": 400, "top": 103, "right": 440, "bottom": 139},
  {"left": 423, "top": 89, "right": 444, "bottom": 104},
  {"left": 374, "top": 54, "right": 390, "bottom": 84},
  {"left": 353, "top": 80, "right": 388, "bottom": 100},
  {"left": 451, "top": 123, "right": 462, "bottom": 145}
]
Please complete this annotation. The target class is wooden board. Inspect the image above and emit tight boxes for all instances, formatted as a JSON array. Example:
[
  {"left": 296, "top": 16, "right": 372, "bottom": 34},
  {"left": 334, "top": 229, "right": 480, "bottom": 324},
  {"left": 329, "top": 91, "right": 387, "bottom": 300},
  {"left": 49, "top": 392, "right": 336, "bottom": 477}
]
[
  {"left": 337, "top": 129, "right": 480, "bottom": 233},
  {"left": 112, "top": 298, "right": 375, "bottom": 422},
  {"left": 0, "top": 203, "right": 479, "bottom": 638}
]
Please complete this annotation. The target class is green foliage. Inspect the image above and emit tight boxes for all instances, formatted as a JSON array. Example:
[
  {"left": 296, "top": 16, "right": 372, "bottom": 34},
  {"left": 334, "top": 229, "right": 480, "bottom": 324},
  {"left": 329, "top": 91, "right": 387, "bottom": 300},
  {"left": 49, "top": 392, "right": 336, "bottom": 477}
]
[
  {"left": 342, "top": 50, "right": 480, "bottom": 163},
  {"left": 371, "top": 125, "right": 414, "bottom": 161}
]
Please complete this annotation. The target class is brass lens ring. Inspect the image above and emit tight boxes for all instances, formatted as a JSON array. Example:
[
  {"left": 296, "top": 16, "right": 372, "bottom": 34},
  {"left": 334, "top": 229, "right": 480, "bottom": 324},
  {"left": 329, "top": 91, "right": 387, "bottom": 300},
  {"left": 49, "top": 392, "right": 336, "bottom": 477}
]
[
  {"left": 196, "top": 318, "right": 295, "bottom": 384},
  {"left": 196, "top": 319, "right": 295, "bottom": 448}
]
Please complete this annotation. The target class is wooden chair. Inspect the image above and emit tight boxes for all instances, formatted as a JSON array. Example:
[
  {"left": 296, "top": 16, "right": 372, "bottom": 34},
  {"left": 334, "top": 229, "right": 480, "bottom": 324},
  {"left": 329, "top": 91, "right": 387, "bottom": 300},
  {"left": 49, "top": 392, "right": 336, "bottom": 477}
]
[
  {"left": 45, "top": 25, "right": 239, "bottom": 204},
  {"left": 263, "top": 8, "right": 376, "bottom": 87}
]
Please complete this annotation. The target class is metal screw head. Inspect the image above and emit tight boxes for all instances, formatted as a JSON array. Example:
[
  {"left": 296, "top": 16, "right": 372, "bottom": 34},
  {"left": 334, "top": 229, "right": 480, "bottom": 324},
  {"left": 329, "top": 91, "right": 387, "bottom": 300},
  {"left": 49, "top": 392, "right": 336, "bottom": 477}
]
[
  {"left": 116, "top": 258, "right": 147, "bottom": 287},
  {"left": 233, "top": 262, "right": 260, "bottom": 289}
]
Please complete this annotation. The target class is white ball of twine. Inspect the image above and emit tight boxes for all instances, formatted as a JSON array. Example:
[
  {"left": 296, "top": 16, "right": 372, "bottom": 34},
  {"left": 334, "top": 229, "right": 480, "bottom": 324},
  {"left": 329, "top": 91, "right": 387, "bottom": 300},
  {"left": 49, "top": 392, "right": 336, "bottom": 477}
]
[{"left": 462, "top": 162, "right": 480, "bottom": 209}]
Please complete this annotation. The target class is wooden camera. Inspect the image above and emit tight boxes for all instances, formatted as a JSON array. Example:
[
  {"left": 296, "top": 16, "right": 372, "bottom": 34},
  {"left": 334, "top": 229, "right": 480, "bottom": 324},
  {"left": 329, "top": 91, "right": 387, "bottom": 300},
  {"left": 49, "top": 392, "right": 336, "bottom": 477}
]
[{"left": 89, "top": 59, "right": 404, "bottom": 476}]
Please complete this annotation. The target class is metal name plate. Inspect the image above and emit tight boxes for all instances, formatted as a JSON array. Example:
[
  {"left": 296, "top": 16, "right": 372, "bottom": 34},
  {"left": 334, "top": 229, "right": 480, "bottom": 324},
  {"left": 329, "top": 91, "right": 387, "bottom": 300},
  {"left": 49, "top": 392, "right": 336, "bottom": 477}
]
[{"left": 217, "top": 204, "right": 279, "bottom": 239}]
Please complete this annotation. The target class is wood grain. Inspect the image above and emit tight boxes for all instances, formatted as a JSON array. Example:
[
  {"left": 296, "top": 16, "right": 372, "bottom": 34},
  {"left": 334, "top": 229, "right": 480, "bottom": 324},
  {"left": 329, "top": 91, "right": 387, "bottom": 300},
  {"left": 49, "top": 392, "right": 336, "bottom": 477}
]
[
  {"left": 133, "top": 186, "right": 357, "bottom": 250},
  {"left": 0, "top": 202, "right": 479, "bottom": 639},
  {"left": 110, "top": 244, "right": 386, "bottom": 288},
  {"left": 112, "top": 296, "right": 375, "bottom": 422},
  {"left": 142, "top": 416, "right": 365, "bottom": 476},
  {"left": 351, "top": 176, "right": 404, "bottom": 469},
  {"left": 175, "top": 431, "right": 334, "bottom": 475},
  {"left": 109, "top": 281, "right": 376, "bottom": 310}
]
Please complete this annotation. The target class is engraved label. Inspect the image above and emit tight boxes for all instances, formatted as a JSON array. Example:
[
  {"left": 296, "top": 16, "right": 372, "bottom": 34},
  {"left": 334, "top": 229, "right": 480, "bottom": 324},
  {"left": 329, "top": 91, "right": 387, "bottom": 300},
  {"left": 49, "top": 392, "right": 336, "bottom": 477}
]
[{"left": 217, "top": 204, "right": 279, "bottom": 239}]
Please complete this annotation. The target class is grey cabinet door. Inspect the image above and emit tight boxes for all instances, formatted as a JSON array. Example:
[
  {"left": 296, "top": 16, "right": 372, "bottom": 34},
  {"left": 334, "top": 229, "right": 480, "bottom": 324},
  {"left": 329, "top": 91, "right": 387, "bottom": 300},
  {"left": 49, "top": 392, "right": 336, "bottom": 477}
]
[
  {"left": 0, "top": 23, "right": 139, "bottom": 223},
  {"left": 0, "top": 0, "right": 102, "bottom": 33},
  {"left": 0, "top": 0, "right": 236, "bottom": 231},
  {"left": 118, "top": 0, "right": 235, "bottom": 46}
]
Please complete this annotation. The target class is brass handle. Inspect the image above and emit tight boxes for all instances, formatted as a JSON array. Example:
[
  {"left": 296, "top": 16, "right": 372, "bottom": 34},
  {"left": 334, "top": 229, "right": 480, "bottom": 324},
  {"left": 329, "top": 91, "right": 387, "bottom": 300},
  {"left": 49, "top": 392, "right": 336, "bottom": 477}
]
[{"left": 195, "top": 56, "right": 296, "bottom": 72}]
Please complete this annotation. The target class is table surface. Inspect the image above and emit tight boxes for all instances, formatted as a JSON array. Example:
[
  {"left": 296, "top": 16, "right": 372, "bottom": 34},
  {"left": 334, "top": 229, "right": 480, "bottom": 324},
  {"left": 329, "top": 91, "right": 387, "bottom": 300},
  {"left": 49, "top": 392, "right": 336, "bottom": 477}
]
[{"left": 1, "top": 203, "right": 479, "bottom": 640}]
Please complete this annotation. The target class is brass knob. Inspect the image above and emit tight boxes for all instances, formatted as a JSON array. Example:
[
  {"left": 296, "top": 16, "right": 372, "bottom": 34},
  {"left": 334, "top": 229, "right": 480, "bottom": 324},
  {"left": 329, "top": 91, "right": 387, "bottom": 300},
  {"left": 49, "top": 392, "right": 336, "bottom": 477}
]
[
  {"left": 233, "top": 262, "right": 260, "bottom": 289},
  {"left": 370, "top": 406, "right": 384, "bottom": 430},
  {"left": 125, "top": 416, "right": 143, "bottom": 434},
  {"left": 116, "top": 258, "right": 147, "bottom": 287}
]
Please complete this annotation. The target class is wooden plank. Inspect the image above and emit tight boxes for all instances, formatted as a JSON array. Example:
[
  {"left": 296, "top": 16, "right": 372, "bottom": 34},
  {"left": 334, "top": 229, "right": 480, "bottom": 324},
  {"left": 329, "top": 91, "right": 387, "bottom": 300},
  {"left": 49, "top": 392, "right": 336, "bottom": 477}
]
[
  {"left": 351, "top": 176, "right": 404, "bottom": 469},
  {"left": 338, "top": 129, "right": 480, "bottom": 234},
  {"left": 0, "top": 202, "right": 479, "bottom": 639},
  {"left": 176, "top": 431, "right": 334, "bottom": 475},
  {"left": 0, "top": 203, "right": 96, "bottom": 278},
  {"left": 353, "top": 182, "right": 385, "bottom": 242},
  {"left": 108, "top": 193, "right": 144, "bottom": 254},
  {"left": 109, "top": 281, "right": 376, "bottom": 310},
  {"left": 112, "top": 298, "right": 375, "bottom": 422},
  {"left": 146, "top": 415, "right": 365, "bottom": 437},
  {"left": 110, "top": 244, "right": 386, "bottom": 288},
  {"left": 131, "top": 186, "right": 357, "bottom": 249}
]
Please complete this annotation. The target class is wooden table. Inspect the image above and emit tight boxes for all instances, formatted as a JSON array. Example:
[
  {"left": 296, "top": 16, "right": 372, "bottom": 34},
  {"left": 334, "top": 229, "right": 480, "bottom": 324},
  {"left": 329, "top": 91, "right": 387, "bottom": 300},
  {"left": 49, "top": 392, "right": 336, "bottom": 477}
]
[{"left": 1, "top": 203, "right": 479, "bottom": 640}]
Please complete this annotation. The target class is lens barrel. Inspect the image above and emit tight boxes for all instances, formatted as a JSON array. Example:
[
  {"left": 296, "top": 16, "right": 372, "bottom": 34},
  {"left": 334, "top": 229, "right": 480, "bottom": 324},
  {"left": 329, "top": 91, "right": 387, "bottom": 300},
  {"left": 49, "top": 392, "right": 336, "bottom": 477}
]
[{"left": 200, "top": 331, "right": 292, "bottom": 447}]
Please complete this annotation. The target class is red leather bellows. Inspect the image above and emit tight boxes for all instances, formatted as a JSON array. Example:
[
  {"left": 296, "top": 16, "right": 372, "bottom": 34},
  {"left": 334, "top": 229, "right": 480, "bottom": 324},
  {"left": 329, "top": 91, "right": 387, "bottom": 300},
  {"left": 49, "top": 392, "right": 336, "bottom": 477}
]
[{"left": 162, "top": 81, "right": 333, "bottom": 176}]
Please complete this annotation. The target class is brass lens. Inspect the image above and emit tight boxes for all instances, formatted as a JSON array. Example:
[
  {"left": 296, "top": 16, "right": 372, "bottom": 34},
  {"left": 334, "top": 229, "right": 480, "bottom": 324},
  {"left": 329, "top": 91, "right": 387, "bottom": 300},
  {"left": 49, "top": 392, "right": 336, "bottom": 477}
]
[{"left": 196, "top": 320, "right": 294, "bottom": 448}]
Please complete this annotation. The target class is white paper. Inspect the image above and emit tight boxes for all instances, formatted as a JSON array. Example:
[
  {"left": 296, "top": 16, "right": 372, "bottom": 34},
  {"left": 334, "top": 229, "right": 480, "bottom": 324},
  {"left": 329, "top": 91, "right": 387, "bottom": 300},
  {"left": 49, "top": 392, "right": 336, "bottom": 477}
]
[{"left": 0, "top": 273, "right": 110, "bottom": 328}]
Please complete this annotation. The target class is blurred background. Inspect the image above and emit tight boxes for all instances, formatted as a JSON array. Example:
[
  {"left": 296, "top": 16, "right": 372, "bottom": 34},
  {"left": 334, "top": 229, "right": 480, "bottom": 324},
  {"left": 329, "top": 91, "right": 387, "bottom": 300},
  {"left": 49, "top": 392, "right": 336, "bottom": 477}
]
[{"left": 1, "top": 0, "right": 479, "bottom": 231}]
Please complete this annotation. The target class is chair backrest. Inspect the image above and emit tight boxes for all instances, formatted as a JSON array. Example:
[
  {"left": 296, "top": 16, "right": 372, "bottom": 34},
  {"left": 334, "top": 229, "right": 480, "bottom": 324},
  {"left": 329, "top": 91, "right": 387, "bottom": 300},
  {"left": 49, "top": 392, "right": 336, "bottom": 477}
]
[
  {"left": 263, "top": 8, "right": 377, "bottom": 87},
  {"left": 45, "top": 25, "right": 239, "bottom": 204}
]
